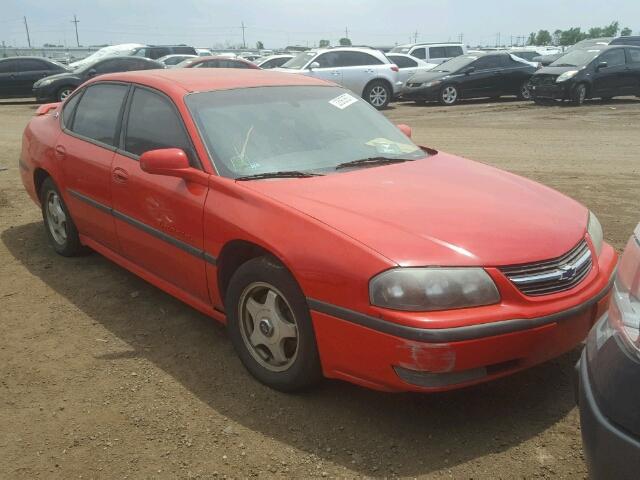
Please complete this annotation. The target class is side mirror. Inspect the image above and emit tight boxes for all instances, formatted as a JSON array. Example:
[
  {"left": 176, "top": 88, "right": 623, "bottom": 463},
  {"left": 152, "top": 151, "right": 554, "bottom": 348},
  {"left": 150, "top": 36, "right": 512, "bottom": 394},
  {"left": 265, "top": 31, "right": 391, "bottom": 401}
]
[
  {"left": 139, "top": 148, "right": 208, "bottom": 185},
  {"left": 596, "top": 61, "right": 608, "bottom": 71},
  {"left": 396, "top": 124, "right": 412, "bottom": 138},
  {"left": 87, "top": 68, "right": 97, "bottom": 77},
  {"left": 308, "top": 61, "right": 320, "bottom": 70},
  {"left": 462, "top": 66, "right": 475, "bottom": 75}
]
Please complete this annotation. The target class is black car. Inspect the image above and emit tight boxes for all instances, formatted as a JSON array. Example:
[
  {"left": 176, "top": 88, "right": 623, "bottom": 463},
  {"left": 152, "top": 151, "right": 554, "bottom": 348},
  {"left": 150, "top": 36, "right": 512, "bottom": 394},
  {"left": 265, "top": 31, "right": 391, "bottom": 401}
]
[
  {"left": 577, "top": 223, "right": 640, "bottom": 480},
  {"left": 610, "top": 36, "right": 640, "bottom": 47},
  {"left": 33, "top": 56, "right": 164, "bottom": 102},
  {"left": 401, "top": 52, "right": 536, "bottom": 105},
  {"left": 0, "top": 56, "right": 68, "bottom": 98},
  {"left": 534, "top": 38, "right": 613, "bottom": 66},
  {"left": 131, "top": 45, "right": 197, "bottom": 59},
  {"left": 529, "top": 45, "right": 640, "bottom": 105}
]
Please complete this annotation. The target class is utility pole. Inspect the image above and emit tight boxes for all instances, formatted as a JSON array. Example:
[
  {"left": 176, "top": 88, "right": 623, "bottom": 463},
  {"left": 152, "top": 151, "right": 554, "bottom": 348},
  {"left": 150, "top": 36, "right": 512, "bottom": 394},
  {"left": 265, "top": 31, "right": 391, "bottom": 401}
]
[
  {"left": 413, "top": 30, "right": 418, "bottom": 43},
  {"left": 240, "top": 21, "right": 246, "bottom": 48},
  {"left": 23, "top": 16, "right": 31, "bottom": 48},
  {"left": 345, "top": 27, "right": 349, "bottom": 39},
  {"left": 71, "top": 15, "right": 80, "bottom": 47},
  {"left": 458, "top": 33, "right": 463, "bottom": 44}
]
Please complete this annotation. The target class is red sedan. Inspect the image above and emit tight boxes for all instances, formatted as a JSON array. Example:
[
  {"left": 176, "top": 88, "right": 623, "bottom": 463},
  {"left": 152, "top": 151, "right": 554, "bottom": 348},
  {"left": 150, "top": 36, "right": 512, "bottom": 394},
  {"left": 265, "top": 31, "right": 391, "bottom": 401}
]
[
  {"left": 176, "top": 55, "right": 260, "bottom": 69},
  {"left": 19, "top": 69, "right": 617, "bottom": 392}
]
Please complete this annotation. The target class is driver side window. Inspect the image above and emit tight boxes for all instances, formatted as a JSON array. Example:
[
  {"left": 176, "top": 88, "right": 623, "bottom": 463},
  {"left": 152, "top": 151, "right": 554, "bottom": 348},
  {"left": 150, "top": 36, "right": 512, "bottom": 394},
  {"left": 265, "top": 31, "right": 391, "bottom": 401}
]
[
  {"left": 599, "top": 49, "right": 626, "bottom": 67},
  {"left": 314, "top": 52, "right": 340, "bottom": 68}
]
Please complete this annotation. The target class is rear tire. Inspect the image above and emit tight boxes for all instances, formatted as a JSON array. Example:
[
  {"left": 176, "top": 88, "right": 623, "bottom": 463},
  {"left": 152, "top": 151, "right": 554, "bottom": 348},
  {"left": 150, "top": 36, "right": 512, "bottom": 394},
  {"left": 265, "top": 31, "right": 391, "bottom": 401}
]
[
  {"left": 56, "top": 86, "right": 74, "bottom": 102},
  {"left": 439, "top": 85, "right": 459, "bottom": 105},
  {"left": 363, "top": 80, "right": 391, "bottom": 109},
  {"left": 225, "top": 256, "right": 322, "bottom": 392},
  {"left": 517, "top": 81, "right": 532, "bottom": 100},
  {"left": 571, "top": 83, "right": 587, "bottom": 106},
  {"left": 40, "top": 177, "right": 84, "bottom": 256}
]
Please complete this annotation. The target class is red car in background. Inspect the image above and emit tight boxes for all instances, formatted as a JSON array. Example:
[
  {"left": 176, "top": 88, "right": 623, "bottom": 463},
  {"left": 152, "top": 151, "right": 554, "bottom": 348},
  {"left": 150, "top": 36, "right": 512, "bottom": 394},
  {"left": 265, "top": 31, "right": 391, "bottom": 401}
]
[
  {"left": 19, "top": 69, "right": 616, "bottom": 393},
  {"left": 175, "top": 55, "right": 260, "bottom": 69}
]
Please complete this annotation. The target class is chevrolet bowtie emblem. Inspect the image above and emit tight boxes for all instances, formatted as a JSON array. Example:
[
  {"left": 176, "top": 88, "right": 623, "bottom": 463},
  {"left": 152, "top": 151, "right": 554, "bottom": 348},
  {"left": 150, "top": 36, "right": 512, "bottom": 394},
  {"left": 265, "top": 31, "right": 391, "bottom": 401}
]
[{"left": 559, "top": 264, "right": 577, "bottom": 280}]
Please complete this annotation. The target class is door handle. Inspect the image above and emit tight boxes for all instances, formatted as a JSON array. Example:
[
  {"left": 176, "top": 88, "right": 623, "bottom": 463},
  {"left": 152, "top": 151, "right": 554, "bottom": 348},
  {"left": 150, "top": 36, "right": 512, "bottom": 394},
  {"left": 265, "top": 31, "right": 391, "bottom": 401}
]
[
  {"left": 112, "top": 167, "right": 129, "bottom": 184},
  {"left": 54, "top": 145, "right": 66, "bottom": 158}
]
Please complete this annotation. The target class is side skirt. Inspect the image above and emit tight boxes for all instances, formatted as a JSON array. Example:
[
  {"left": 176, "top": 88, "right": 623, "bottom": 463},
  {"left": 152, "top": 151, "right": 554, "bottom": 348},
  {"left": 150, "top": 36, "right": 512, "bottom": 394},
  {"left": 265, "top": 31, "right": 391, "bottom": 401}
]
[{"left": 80, "top": 234, "right": 226, "bottom": 325}]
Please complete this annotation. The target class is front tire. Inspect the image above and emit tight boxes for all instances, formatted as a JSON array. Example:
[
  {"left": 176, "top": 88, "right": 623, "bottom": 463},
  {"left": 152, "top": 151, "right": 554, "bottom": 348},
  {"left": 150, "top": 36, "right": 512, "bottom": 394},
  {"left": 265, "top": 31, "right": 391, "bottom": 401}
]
[
  {"left": 57, "top": 86, "right": 74, "bottom": 102},
  {"left": 40, "top": 177, "right": 84, "bottom": 256},
  {"left": 363, "top": 81, "right": 391, "bottom": 109},
  {"left": 571, "top": 83, "right": 587, "bottom": 106},
  {"left": 439, "top": 85, "right": 459, "bottom": 105},
  {"left": 225, "top": 256, "right": 322, "bottom": 392}
]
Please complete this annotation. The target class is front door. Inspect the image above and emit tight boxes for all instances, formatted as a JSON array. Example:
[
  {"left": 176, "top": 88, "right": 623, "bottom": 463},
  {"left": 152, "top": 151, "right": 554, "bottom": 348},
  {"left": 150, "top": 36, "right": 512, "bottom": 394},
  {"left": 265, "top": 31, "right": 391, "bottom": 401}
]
[
  {"left": 462, "top": 56, "right": 505, "bottom": 98},
  {"left": 111, "top": 86, "right": 210, "bottom": 303},
  {"left": 592, "top": 48, "right": 628, "bottom": 97},
  {"left": 305, "top": 52, "right": 343, "bottom": 86}
]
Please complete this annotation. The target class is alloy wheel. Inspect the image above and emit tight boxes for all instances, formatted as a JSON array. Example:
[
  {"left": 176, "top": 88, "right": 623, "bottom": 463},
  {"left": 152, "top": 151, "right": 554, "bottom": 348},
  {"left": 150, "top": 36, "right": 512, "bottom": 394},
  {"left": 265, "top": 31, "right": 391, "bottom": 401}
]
[
  {"left": 238, "top": 282, "right": 299, "bottom": 372},
  {"left": 442, "top": 86, "right": 457, "bottom": 104},
  {"left": 369, "top": 85, "right": 388, "bottom": 107},
  {"left": 521, "top": 83, "right": 531, "bottom": 100},
  {"left": 59, "top": 88, "right": 72, "bottom": 101},
  {"left": 45, "top": 191, "right": 67, "bottom": 245}
]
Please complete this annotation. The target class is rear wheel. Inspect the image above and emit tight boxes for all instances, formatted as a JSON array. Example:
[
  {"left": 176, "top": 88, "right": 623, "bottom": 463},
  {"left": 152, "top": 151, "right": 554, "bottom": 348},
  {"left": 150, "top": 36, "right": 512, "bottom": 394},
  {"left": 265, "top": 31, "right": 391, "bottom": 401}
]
[
  {"left": 439, "top": 85, "right": 459, "bottom": 105},
  {"left": 225, "top": 256, "right": 322, "bottom": 392},
  {"left": 363, "top": 81, "right": 391, "bottom": 109},
  {"left": 518, "top": 82, "right": 532, "bottom": 100},
  {"left": 56, "top": 86, "right": 74, "bottom": 102},
  {"left": 40, "top": 177, "right": 84, "bottom": 256},
  {"left": 571, "top": 83, "right": 587, "bottom": 106}
]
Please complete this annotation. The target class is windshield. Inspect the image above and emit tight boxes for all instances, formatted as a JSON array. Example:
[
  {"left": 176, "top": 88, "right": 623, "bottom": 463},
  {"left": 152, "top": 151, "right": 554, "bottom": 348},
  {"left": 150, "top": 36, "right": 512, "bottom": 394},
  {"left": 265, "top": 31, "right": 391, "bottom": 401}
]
[
  {"left": 280, "top": 52, "right": 316, "bottom": 69},
  {"left": 432, "top": 54, "right": 478, "bottom": 72},
  {"left": 551, "top": 48, "right": 603, "bottom": 67},
  {"left": 186, "top": 86, "right": 426, "bottom": 179}
]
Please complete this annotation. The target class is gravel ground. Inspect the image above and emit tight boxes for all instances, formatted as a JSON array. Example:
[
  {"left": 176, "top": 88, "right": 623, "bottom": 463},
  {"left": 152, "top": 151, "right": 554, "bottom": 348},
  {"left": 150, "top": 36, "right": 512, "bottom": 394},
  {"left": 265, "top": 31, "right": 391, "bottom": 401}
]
[{"left": 1, "top": 96, "right": 639, "bottom": 479}]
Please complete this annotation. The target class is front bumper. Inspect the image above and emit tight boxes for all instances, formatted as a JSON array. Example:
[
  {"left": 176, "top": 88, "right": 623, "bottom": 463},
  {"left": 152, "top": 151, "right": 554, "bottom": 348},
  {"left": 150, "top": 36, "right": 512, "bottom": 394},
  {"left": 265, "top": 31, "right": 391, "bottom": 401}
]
[
  {"left": 530, "top": 82, "right": 572, "bottom": 100},
  {"left": 577, "top": 345, "right": 640, "bottom": 479},
  {"left": 310, "top": 245, "right": 616, "bottom": 392}
]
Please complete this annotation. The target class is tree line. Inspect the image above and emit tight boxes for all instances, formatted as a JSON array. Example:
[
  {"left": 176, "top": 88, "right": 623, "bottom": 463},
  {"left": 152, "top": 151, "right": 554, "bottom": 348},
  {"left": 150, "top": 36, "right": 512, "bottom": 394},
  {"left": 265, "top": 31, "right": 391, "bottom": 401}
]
[{"left": 527, "top": 21, "right": 634, "bottom": 46}]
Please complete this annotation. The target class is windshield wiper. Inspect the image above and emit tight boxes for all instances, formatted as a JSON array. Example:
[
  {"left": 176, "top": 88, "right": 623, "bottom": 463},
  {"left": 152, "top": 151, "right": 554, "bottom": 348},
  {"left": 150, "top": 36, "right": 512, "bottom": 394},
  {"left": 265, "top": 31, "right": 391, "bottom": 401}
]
[
  {"left": 235, "top": 170, "right": 324, "bottom": 181},
  {"left": 553, "top": 63, "right": 576, "bottom": 67},
  {"left": 335, "top": 156, "right": 414, "bottom": 170}
]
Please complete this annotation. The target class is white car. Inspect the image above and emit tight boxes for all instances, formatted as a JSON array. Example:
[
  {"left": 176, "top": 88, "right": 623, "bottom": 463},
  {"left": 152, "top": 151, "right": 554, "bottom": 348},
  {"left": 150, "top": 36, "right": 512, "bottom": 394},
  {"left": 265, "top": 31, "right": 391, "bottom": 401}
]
[
  {"left": 386, "top": 53, "right": 437, "bottom": 85},
  {"left": 196, "top": 48, "right": 213, "bottom": 57},
  {"left": 389, "top": 42, "right": 466, "bottom": 64},
  {"left": 157, "top": 54, "right": 198, "bottom": 68},
  {"left": 275, "top": 47, "right": 401, "bottom": 109},
  {"left": 69, "top": 43, "right": 145, "bottom": 69}
]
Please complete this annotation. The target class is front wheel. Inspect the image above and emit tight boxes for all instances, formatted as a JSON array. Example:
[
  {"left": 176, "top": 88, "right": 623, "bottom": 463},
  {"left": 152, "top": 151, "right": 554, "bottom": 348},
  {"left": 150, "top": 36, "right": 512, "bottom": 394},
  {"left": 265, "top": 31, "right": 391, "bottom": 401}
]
[
  {"left": 571, "top": 83, "right": 587, "bottom": 106},
  {"left": 518, "top": 82, "right": 532, "bottom": 100},
  {"left": 363, "top": 81, "right": 391, "bottom": 109},
  {"left": 439, "top": 85, "right": 459, "bottom": 105},
  {"left": 40, "top": 177, "right": 84, "bottom": 256},
  {"left": 225, "top": 256, "right": 322, "bottom": 392}
]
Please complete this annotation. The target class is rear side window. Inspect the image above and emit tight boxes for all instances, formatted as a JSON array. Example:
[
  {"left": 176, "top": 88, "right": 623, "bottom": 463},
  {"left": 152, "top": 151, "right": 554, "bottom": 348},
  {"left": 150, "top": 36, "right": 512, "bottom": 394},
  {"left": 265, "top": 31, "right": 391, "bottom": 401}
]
[
  {"left": 473, "top": 55, "right": 503, "bottom": 70},
  {"left": 172, "top": 47, "right": 196, "bottom": 55},
  {"left": 628, "top": 49, "right": 640, "bottom": 63},
  {"left": 388, "top": 55, "right": 416, "bottom": 68},
  {"left": 71, "top": 84, "right": 128, "bottom": 146},
  {"left": 124, "top": 88, "right": 192, "bottom": 159},
  {"left": 335, "top": 52, "right": 383, "bottom": 67},
  {"left": 61, "top": 91, "right": 82, "bottom": 128},
  {"left": 411, "top": 48, "right": 426, "bottom": 59},
  {"left": 599, "top": 49, "right": 626, "bottom": 67},
  {"left": 222, "top": 60, "right": 249, "bottom": 68},
  {"left": 445, "top": 46, "right": 463, "bottom": 57},
  {"left": 19, "top": 59, "right": 49, "bottom": 71},
  {"left": 0, "top": 59, "right": 19, "bottom": 73},
  {"left": 429, "top": 47, "right": 446, "bottom": 58}
]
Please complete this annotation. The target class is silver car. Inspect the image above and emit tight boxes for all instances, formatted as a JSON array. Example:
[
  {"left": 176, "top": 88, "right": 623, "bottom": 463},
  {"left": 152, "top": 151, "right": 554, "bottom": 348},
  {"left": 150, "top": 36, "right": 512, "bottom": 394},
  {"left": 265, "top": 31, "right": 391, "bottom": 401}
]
[
  {"left": 386, "top": 53, "right": 437, "bottom": 86},
  {"left": 275, "top": 47, "right": 401, "bottom": 109}
]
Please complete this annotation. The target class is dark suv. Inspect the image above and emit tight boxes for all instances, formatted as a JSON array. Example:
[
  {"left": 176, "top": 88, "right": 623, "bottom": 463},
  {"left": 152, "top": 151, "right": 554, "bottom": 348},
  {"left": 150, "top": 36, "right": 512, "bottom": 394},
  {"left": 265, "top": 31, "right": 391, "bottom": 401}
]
[
  {"left": 132, "top": 45, "right": 197, "bottom": 60},
  {"left": 529, "top": 45, "right": 640, "bottom": 105}
]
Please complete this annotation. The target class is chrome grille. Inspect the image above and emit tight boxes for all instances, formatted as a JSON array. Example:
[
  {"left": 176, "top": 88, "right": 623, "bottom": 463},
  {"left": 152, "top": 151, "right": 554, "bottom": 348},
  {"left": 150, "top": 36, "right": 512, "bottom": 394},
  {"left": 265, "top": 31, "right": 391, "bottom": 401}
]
[
  {"left": 530, "top": 74, "right": 558, "bottom": 86},
  {"left": 499, "top": 240, "right": 592, "bottom": 296}
]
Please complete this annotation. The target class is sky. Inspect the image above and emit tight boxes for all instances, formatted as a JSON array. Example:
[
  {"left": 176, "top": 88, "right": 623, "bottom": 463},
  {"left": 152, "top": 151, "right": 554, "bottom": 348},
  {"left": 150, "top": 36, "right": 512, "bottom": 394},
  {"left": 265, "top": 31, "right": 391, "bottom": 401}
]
[{"left": 2, "top": 0, "right": 639, "bottom": 49}]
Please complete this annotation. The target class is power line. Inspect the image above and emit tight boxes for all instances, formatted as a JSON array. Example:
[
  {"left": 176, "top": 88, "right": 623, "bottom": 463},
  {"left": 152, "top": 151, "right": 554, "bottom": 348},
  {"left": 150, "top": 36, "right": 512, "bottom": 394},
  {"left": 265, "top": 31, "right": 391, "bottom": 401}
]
[
  {"left": 23, "top": 16, "right": 31, "bottom": 48},
  {"left": 71, "top": 14, "right": 80, "bottom": 47}
]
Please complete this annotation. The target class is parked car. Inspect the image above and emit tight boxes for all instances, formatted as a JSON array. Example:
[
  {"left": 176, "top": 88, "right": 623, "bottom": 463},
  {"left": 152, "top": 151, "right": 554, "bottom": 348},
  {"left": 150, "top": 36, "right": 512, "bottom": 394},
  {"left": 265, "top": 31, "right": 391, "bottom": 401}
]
[
  {"left": 69, "top": 43, "right": 145, "bottom": 69},
  {"left": 196, "top": 48, "right": 214, "bottom": 57},
  {"left": 528, "top": 45, "right": 640, "bottom": 105},
  {"left": 158, "top": 54, "right": 198, "bottom": 68},
  {"left": 33, "top": 56, "right": 163, "bottom": 102},
  {"left": 508, "top": 49, "right": 545, "bottom": 63},
  {"left": 176, "top": 56, "right": 260, "bottom": 69},
  {"left": 255, "top": 55, "right": 294, "bottom": 69},
  {"left": 401, "top": 52, "right": 536, "bottom": 105},
  {"left": 577, "top": 222, "right": 640, "bottom": 480},
  {"left": 20, "top": 69, "right": 616, "bottom": 393},
  {"left": 389, "top": 42, "right": 466, "bottom": 64},
  {"left": 610, "top": 36, "right": 640, "bottom": 47},
  {"left": 386, "top": 53, "right": 437, "bottom": 85},
  {"left": 131, "top": 45, "right": 197, "bottom": 59},
  {"left": 276, "top": 47, "right": 401, "bottom": 109},
  {"left": 533, "top": 38, "right": 613, "bottom": 66},
  {"left": 0, "top": 57, "right": 68, "bottom": 98}
]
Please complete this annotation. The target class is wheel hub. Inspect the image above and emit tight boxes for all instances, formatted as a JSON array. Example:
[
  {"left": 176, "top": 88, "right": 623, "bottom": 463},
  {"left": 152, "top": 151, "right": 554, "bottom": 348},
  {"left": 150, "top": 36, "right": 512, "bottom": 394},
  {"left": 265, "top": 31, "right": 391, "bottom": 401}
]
[{"left": 259, "top": 318, "right": 274, "bottom": 337}]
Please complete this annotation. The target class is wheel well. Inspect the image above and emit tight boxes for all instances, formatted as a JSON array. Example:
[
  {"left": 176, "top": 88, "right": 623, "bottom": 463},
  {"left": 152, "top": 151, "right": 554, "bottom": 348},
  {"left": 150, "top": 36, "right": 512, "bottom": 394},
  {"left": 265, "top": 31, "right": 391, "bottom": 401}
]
[
  {"left": 216, "top": 240, "right": 277, "bottom": 307},
  {"left": 33, "top": 168, "right": 50, "bottom": 198},
  {"left": 362, "top": 78, "right": 392, "bottom": 97}
]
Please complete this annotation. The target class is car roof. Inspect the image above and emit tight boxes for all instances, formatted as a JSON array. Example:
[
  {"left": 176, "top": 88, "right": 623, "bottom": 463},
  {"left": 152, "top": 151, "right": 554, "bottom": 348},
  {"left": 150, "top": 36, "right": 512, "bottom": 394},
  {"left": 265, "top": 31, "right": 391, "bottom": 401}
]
[
  {"left": 395, "top": 42, "right": 464, "bottom": 48},
  {"left": 92, "top": 68, "right": 334, "bottom": 94}
]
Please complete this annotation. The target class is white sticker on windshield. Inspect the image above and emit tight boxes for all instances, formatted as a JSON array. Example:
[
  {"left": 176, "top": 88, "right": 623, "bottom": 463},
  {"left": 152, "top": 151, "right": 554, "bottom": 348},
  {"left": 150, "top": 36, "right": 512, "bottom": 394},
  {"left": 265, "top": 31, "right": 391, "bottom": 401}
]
[{"left": 329, "top": 93, "right": 358, "bottom": 109}]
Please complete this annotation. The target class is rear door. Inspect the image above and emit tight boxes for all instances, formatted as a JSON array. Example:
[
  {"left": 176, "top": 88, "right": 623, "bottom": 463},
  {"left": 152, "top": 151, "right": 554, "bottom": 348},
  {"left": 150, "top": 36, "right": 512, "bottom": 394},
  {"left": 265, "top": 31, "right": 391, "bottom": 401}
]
[
  {"left": 625, "top": 48, "right": 640, "bottom": 95},
  {"left": 591, "top": 48, "right": 628, "bottom": 97},
  {"left": 337, "top": 51, "right": 383, "bottom": 94},
  {"left": 305, "top": 52, "right": 343, "bottom": 85},
  {"left": 427, "top": 46, "right": 448, "bottom": 64},
  {"left": 111, "top": 86, "right": 209, "bottom": 303},
  {"left": 0, "top": 59, "right": 21, "bottom": 96},
  {"left": 58, "top": 83, "right": 129, "bottom": 251}
]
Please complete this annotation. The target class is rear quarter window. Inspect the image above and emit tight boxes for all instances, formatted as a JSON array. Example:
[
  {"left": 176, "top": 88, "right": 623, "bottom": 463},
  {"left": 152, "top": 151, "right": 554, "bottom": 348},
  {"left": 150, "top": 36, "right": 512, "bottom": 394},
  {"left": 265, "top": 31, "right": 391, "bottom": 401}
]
[
  {"left": 445, "top": 46, "right": 463, "bottom": 57},
  {"left": 429, "top": 47, "right": 447, "bottom": 58}
]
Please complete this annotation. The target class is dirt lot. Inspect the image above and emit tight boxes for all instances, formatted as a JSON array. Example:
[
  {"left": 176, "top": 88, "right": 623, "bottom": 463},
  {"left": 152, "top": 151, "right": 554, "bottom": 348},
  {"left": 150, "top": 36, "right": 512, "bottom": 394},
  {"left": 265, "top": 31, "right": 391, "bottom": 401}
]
[{"left": 1, "top": 97, "right": 639, "bottom": 479}]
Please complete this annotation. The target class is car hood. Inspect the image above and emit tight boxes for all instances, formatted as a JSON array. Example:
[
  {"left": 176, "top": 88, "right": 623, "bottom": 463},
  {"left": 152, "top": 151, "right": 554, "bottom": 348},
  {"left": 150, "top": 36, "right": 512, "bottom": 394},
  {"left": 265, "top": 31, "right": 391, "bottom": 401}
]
[
  {"left": 534, "top": 53, "right": 562, "bottom": 65},
  {"left": 241, "top": 151, "right": 588, "bottom": 267},
  {"left": 408, "top": 70, "right": 458, "bottom": 83},
  {"left": 535, "top": 66, "right": 581, "bottom": 75},
  {"left": 34, "top": 72, "right": 82, "bottom": 87}
]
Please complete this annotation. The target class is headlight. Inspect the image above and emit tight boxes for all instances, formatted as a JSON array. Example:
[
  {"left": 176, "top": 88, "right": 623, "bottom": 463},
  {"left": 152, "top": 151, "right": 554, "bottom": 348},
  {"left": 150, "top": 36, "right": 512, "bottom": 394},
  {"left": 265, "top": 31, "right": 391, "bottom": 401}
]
[
  {"left": 556, "top": 70, "right": 578, "bottom": 82},
  {"left": 37, "top": 78, "right": 53, "bottom": 87},
  {"left": 588, "top": 211, "right": 603, "bottom": 256},
  {"left": 425, "top": 80, "right": 442, "bottom": 88},
  {"left": 369, "top": 267, "right": 500, "bottom": 311}
]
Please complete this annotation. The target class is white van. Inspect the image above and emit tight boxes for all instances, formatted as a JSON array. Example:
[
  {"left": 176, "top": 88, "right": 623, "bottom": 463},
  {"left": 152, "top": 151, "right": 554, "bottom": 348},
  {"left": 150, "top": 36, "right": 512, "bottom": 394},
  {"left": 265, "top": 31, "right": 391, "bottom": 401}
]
[{"left": 390, "top": 42, "right": 466, "bottom": 64}]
